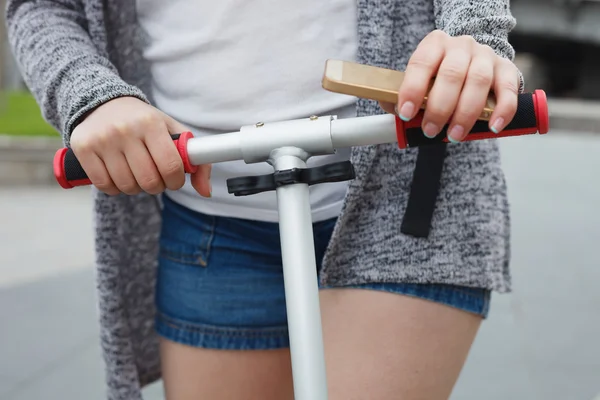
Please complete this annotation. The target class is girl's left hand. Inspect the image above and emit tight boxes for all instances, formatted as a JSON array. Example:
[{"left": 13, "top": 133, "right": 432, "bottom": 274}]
[{"left": 381, "top": 29, "right": 521, "bottom": 143}]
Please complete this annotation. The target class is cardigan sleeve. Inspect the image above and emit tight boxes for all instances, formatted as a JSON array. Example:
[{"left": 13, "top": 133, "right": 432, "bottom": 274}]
[
  {"left": 5, "top": 0, "right": 149, "bottom": 144},
  {"left": 433, "top": 0, "right": 525, "bottom": 92}
]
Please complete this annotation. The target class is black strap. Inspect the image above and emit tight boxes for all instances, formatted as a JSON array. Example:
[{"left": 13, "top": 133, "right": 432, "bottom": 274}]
[{"left": 400, "top": 143, "right": 447, "bottom": 238}]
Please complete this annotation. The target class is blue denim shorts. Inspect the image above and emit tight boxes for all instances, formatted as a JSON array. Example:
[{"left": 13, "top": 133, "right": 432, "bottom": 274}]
[{"left": 155, "top": 194, "right": 491, "bottom": 350}]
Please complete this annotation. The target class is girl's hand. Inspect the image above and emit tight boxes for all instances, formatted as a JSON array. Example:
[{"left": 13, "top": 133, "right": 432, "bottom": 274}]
[
  {"left": 70, "top": 96, "right": 212, "bottom": 197},
  {"left": 382, "top": 29, "right": 520, "bottom": 142}
]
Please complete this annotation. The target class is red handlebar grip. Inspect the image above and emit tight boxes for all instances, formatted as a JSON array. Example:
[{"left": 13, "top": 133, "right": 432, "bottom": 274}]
[
  {"left": 395, "top": 89, "right": 549, "bottom": 149},
  {"left": 52, "top": 131, "right": 197, "bottom": 189},
  {"left": 53, "top": 147, "right": 91, "bottom": 189},
  {"left": 174, "top": 131, "right": 198, "bottom": 174}
]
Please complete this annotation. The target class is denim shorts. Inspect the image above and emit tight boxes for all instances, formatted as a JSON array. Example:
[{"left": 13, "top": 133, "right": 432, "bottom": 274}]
[{"left": 155, "top": 194, "right": 491, "bottom": 350}]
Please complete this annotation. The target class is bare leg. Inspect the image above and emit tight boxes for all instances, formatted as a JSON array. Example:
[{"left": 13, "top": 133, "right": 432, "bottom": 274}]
[
  {"left": 320, "top": 288, "right": 482, "bottom": 400},
  {"left": 160, "top": 338, "right": 294, "bottom": 400}
]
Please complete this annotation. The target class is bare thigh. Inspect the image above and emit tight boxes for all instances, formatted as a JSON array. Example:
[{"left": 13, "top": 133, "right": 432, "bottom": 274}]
[
  {"left": 160, "top": 338, "right": 294, "bottom": 400},
  {"left": 320, "top": 288, "right": 482, "bottom": 400}
]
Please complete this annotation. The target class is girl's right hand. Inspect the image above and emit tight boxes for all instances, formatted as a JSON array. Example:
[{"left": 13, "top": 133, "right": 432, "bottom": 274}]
[{"left": 70, "top": 96, "right": 212, "bottom": 197}]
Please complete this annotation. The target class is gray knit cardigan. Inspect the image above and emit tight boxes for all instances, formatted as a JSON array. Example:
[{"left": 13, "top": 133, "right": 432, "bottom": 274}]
[{"left": 6, "top": 0, "right": 521, "bottom": 398}]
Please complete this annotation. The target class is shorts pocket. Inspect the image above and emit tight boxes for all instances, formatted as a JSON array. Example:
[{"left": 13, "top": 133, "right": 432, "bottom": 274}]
[{"left": 159, "top": 196, "right": 215, "bottom": 267}]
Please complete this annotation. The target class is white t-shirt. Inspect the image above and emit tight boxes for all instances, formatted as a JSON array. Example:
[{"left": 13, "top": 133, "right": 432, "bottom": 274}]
[{"left": 136, "top": 0, "right": 358, "bottom": 222}]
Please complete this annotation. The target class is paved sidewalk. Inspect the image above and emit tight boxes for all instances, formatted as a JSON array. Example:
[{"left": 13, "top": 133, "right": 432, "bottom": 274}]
[{"left": 1, "top": 130, "right": 600, "bottom": 400}]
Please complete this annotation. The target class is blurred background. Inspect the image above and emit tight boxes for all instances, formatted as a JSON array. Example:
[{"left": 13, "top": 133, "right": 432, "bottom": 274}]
[{"left": 1, "top": 1, "right": 600, "bottom": 399}]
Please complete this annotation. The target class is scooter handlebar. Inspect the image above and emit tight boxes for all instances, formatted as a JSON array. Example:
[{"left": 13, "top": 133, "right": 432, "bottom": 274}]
[{"left": 52, "top": 89, "right": 549, "bottom": 189}]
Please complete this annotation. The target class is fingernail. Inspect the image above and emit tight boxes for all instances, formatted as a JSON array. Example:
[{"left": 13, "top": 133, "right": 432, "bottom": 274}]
[
  {"left": 491, "top": 117, "right": 504, "bottom": 134},
  {"left": 423, "top": 122, "right": 440, "bottom": 138},
  {"left": 398, "top": 102, "right": 415, "bottom": 121},
  {"left": 448, "top": 125, "right": 464, "bottom": 143}
]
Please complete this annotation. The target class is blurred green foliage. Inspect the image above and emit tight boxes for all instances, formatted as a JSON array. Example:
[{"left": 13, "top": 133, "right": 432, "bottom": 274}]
[{"left": 0, "top": 91, "right": 58, "bottom": 137}]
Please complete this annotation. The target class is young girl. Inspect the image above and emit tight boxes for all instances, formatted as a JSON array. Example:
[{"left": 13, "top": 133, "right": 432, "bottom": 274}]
[{"left": 6, "top": 0, "right": 521, "bottom": 399}]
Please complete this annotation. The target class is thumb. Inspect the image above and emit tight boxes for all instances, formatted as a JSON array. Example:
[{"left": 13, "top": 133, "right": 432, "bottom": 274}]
[
  {"left": 162, "top": 112, "right": 192, "bottom": 136},
  {"left": 162, "top": 113, "right": 213, "bottom": 198},
  {"left": 191, "top": 164, "right": 212, "bottom": 198},
  {"left": 379, "top": 101, "right": 397, "bottom": 115}
]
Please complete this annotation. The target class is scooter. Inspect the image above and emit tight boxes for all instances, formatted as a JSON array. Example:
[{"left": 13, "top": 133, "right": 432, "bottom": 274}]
[{"left": 52, "top": 62, "right": 549, "bottom": 400}]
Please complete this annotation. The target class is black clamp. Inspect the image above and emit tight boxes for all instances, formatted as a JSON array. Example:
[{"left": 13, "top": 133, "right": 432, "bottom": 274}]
[{"left": 226, "top": 161, "right": 356, "bottom": 196}]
